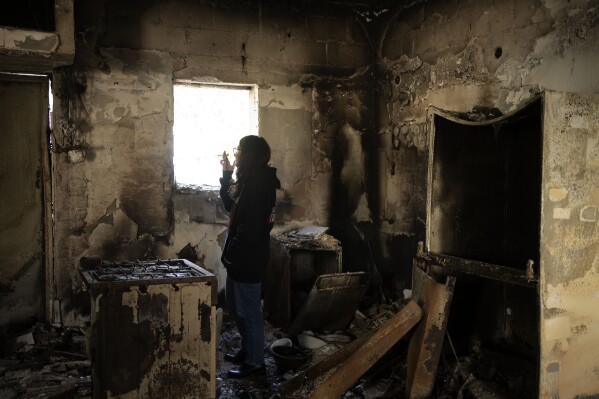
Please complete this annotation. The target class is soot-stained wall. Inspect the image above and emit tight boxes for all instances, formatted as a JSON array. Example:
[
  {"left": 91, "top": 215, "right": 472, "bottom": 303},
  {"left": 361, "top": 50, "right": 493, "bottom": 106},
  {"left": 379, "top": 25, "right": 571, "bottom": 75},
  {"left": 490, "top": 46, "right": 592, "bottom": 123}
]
[
  {"left": 7, "top": 0, "right": 598, "bottom": 335},
  {"left": 375, "top": 0, "right": 599, "bottom": 290},
  {"left": 51, "top": 0, "right": 373, "bottom": 323},
  {"left": 379, "top": 1, "right": 599, "bottom": 396}
]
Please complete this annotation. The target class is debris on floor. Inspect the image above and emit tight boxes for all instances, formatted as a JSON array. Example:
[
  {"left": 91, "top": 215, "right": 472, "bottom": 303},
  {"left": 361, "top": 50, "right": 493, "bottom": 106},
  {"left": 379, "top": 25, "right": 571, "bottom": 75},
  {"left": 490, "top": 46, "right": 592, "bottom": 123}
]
[
  {"left": 217, "top": 296, "right": 420, "bottom": 399},
  {"left": 0, "top": 323, "right": 91, "bottom": 399},
  {"left": 0, "top": 290, "right": 536, "bottom": 398}
]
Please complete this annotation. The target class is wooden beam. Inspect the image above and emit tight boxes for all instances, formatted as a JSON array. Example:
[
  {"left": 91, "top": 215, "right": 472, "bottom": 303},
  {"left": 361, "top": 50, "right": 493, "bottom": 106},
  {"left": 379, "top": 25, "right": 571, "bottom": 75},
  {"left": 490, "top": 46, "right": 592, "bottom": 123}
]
[
  {"left": 421, "top": 252, "right": 537, "bottom": 288},
  {"left": 406, "top": 267, "right": 456, "bottom": 399},
  {"left": 279, "top": 328, "right": 375, "bottom": 396},
  {"left": 306, "top": 300, "right": 422, "bottom": 399}
]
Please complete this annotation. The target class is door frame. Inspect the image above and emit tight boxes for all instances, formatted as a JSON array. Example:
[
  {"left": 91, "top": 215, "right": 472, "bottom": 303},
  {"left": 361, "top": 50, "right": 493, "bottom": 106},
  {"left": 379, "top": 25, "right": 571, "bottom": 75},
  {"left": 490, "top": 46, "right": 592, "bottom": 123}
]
[{"left": 0, "top": 72, "right": 54, "bottom": 323}]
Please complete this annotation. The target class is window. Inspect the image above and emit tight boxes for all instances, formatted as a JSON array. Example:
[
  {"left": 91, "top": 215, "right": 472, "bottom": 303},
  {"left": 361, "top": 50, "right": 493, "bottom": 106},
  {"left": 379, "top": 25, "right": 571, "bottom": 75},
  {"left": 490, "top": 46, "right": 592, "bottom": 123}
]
[
  {"left": 173, "top": 83, "right": 258, "bottom": 188},
  {"left": 0, "top": 0, "right": 56, "bottom": 32}
]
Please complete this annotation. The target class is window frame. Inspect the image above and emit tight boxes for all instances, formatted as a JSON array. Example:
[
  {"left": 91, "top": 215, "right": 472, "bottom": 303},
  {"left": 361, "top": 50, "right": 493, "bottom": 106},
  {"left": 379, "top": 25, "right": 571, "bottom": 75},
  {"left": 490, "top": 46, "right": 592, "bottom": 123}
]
[{"left": 172, "top": 80, "right": 259, "bottom": 192}]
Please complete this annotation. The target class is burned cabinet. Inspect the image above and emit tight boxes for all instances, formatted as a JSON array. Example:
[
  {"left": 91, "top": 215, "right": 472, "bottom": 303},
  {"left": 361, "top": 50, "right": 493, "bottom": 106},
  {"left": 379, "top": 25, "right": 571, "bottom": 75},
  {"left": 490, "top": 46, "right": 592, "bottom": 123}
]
[
  {"left": 81, "top": 259, "right": 217, "bottom": 399},
  {"left": 264, "top": 234, "right": 342, "bottom": 329},
  {"left": 420, "top": 91, "right": 599, "bottom": 398}
]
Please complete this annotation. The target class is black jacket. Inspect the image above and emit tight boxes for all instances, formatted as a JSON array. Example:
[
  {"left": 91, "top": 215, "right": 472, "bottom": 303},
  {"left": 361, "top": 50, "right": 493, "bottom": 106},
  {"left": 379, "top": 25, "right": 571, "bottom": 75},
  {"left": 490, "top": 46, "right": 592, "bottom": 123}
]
[{"left": 220, "top": 166, "right": 280, "bottom": 283}]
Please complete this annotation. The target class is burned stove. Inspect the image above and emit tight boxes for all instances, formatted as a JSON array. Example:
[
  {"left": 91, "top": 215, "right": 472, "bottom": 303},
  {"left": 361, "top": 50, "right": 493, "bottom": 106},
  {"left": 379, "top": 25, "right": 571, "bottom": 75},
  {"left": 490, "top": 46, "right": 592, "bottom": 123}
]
[
  {"left": 82, "top": 259, "right": 211, "bottom": 284},
  {"left": 80, "top": 258, "right": 217, "bottom": 399}
]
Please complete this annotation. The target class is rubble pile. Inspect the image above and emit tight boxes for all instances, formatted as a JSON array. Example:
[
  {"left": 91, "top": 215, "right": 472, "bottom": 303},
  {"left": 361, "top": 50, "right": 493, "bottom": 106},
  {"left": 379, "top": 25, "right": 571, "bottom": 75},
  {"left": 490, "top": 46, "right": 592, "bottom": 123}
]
[{"left": 0, "top": 323, "right": 91, "bottom": 399}]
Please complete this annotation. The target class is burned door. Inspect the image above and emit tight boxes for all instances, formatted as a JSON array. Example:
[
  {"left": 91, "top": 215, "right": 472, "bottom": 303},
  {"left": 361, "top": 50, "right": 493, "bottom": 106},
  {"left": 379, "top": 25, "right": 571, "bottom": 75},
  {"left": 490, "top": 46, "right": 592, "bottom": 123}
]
[{"left": 0, "top": 76, "right": 50, "bottom": 328}]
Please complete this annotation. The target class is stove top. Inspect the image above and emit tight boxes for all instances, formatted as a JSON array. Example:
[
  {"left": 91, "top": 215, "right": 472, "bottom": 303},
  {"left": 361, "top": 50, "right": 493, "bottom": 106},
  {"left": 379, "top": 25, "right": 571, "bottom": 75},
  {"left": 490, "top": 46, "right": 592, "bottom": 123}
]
[{"left": 80, "top": 259, "right": 214, "bottom": 287}]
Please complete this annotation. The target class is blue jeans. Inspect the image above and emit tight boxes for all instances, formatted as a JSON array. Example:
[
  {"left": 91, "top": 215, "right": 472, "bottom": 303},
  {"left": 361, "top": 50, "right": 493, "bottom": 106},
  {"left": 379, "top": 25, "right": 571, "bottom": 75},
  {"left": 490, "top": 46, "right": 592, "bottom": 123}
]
[{"left": 226, "top": 276, "right": 265, "bottom": 366}]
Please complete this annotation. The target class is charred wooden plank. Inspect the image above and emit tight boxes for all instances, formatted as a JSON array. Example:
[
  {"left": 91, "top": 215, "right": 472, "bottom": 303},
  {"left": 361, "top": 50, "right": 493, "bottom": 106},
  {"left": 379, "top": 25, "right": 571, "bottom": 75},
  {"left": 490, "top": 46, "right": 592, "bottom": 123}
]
[
  {"left": 279, "top": 328, "right": 375, "bottom": 396},
  {"left": 306, "top": 300, "right": 422, "bottom": 399},
  {"left": 418, "top": 252, "right": 537, "bottom": 288},
  {"left": 406, "top": 267, "right": 456, "bottom": 399}
]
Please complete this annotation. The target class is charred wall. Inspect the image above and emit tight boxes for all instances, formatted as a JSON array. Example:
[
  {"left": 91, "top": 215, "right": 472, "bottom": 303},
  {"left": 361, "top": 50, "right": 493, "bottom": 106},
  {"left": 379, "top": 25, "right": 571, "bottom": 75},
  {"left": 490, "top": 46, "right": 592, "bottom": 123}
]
[
  {"left": 378, "top": 0, "right": 599, "bottom": 396},
  {"left": 50, "top": 0, "right": 373, "bottom": 322},
  {"left": 2, "top": 0, "right": 598, "bottom": 339},
  {"left": 375, "top": 0, "right": 599, "bottom": 293}
]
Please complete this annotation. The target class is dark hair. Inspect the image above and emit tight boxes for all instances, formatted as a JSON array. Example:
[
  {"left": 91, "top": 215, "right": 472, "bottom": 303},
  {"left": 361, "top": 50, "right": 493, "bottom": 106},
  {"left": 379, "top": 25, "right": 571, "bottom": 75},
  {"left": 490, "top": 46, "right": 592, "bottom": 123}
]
[{"left": 230, "top": 135, "right": 271, "bottom": 198}]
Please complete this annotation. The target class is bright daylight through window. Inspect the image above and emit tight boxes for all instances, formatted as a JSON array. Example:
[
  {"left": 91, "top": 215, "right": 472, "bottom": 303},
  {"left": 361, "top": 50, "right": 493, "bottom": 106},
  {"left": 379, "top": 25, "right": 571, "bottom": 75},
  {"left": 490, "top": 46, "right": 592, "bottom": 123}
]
[{"left": 173, "top": 83, "right": 258, "bottom": 188}]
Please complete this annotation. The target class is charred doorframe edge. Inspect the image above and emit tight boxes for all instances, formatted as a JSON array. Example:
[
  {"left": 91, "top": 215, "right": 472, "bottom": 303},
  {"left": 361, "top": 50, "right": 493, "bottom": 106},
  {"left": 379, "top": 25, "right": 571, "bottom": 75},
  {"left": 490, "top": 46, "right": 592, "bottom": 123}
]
[{"left": 0, "top": 0, "right": 74, "bottom": 324}]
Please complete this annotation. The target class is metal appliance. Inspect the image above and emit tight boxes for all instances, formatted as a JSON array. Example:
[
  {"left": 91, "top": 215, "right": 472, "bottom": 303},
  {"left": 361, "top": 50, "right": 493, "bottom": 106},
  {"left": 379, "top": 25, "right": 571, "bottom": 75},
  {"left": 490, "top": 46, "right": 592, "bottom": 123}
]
[{"left": 81, "top": 258, "right": 217, "bottom": 399}]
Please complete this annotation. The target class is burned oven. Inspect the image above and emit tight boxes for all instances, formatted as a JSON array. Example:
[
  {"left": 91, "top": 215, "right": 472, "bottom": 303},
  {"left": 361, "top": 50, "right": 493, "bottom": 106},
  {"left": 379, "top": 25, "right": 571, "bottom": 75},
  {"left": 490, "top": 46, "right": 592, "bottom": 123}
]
[{"left": 80, "top": 258, "right": 217, "bottom": 399}]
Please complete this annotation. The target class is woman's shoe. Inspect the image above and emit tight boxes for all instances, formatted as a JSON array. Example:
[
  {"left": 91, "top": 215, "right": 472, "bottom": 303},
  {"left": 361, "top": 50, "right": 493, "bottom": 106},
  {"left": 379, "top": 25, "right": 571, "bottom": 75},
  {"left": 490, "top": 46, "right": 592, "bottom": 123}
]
[
  {"left": 224, "top": 350, "right": 246, "bottom": 364},
  {"left": 227, "top": 363, "right": 265, "bottom": 378}
]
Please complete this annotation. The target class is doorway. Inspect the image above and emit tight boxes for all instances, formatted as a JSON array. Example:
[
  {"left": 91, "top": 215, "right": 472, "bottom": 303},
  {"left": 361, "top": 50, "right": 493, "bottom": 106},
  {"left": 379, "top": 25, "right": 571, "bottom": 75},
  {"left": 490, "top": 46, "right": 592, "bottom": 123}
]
[
  {"left": 0, "top": 74, "right": 51, "bottom": 330},
  {"left": 425, "top": 97, "right": 543, "bottom": 398}
]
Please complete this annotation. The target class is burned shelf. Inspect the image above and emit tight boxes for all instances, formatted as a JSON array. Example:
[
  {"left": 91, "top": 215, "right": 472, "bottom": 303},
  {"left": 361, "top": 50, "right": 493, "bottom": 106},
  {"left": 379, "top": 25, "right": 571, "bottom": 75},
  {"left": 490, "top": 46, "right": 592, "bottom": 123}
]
[{"left": 416, "top": 252, "right": 538, "bottom": 288}]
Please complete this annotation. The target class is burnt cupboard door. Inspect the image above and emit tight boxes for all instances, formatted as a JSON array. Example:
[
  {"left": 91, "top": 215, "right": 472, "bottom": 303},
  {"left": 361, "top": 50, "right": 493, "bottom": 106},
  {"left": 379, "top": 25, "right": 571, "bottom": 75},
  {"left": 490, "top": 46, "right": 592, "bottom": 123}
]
[{"left": 0, "top": 77, "right": 49, "bottom": 327}]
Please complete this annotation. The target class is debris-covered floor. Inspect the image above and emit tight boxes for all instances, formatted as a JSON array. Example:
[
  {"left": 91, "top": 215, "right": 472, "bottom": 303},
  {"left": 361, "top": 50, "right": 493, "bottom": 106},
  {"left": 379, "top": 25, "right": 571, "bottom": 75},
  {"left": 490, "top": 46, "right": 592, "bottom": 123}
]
[
  {"left": 217, "top": 301, "right": 412, "bottom": 399},
  {"left": 0, "top": 299, "right": 535, "bottom": 399},
  {"left": 0, "top": 323, "right": 92, "bottom": 398}
]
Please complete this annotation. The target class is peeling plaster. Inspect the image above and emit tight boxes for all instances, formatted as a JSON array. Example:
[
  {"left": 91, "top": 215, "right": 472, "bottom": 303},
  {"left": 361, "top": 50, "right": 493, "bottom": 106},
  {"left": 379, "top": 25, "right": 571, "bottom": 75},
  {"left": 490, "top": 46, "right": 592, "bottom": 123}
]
[
  {"left": 385, "top": 121, "right": 428, "bottom": 152},
  {"left": 121, "top": 288, "right": 139, "bottom": 324},
  {"left": 2, "top": 29, "right": 60, "bottom": 52},
  {"left": 173, "top": 221, "right": 228, "bottom": 291},
  {"left": 549, "top": 187, "right": 568, "bottom": 202},
  {"left": 86, "top": 201, "right": 142, "bottom": 260},
  {"left": 432, "top": 40, "right": 491, "bottom": 87},
  {"left": 539, "top": 92, "right": 599, "bottom": 397},
  {"left": 580, "top": 205, "right": 597, "bottom": 222}
]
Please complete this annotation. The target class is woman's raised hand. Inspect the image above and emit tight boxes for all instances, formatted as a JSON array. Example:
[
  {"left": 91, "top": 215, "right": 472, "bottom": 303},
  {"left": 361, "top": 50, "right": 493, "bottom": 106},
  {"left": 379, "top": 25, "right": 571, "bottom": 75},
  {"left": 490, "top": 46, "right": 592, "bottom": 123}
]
[{"left": 220, "top": 150, "right": 234, "bottom": 171}]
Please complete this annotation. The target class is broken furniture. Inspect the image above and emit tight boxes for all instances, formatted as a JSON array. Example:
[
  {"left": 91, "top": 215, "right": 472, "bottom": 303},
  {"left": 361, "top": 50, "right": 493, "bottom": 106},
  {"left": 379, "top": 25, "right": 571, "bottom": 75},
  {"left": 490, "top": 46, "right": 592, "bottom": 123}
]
[
  {"left": 279, "top": 273, "right": 455, "bottom": 398},
  {"left": 264, "top": 232, "right": 342, "bottom": 329},
  {"left": 288, "top": 271, "right": 369, "bottom": 335},
  {"left": 406, "top": 265, "right": 456, "bottom": 398},
  {"left": 279, "top": 301, "right": 424, "bottom": 397},
  {"left": 418, "top": 92, "right": 599, "bottom": 398},
  {"left": 80, "top": 258, "right": 217, "bottom": 399},
  {"left": 306, "top": 300, "right": 422, "bottom": 399},
  {"left": 0, "top": 324, "right": 92, "bottom": 398},
  {"left": 279, "top": 327, "right": 377, "bottom": 396}
]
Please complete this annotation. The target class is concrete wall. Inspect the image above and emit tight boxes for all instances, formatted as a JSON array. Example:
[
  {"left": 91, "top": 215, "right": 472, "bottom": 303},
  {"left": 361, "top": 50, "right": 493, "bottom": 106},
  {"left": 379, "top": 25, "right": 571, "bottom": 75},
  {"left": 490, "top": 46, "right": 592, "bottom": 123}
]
[
  {"left": 4, "top": 0, "right": 596, "bottom": 341},
  {"left": 540, "top": 91, "right": 599, "bottom": 398},
  {"left": 51, "top": 0, "right": 371, "bottom": 323},
  {"left": 378, "top": 0, "right": 599, "bottom": 397},
  {"left": 376, "top": 0, "right": 599, "bottom": 289}
]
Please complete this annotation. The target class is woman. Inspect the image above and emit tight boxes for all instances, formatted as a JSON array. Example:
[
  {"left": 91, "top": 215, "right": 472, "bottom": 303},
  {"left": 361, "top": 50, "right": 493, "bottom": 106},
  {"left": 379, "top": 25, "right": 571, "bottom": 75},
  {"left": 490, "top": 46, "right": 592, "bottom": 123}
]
[{"left": 219, "top": 135, "right": 280, "bottom": 378}]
